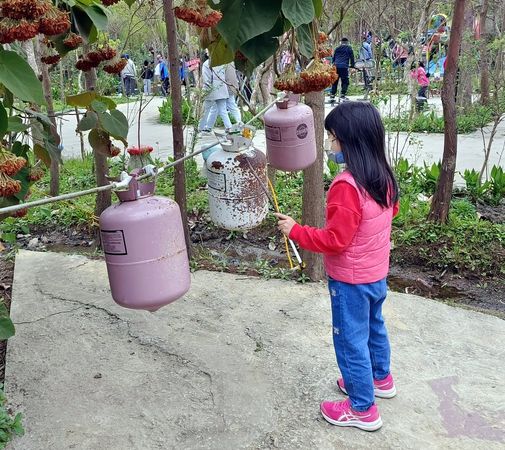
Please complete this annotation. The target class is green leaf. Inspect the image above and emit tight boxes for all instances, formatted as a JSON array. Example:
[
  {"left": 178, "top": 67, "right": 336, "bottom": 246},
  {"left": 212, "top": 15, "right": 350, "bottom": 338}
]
[
  {"left": 0, "top": 50, "right": 46, "bottom": 105},
  {"left": 239, "top": 22, "right": 281, "bottom": 67},
  {"left": 98, "top": 110, "right": 128, "bottom": 142},
  {"left": 282, "top": 0, "right": 314, "bottom": 28},
  {"left": 91, "top": 100, "right": 107, "bottom": 113},
  {"left": 216, "top": 0, "right": 282, "bottom": 51},
  {"left": 0, "top": 232, "right": 16, "bottom": 244},
  {"left": 0, "top": 102, "right": 7, "bottom": 139},
  {"left": 77, "top": 110, "right": 98, "bottom": 131},
  {"left": 34, "top": 143, "right": 51, "bottom": 168},
  {"left": 208, "top": 35, "right": 234, "bottom": 67},
  {"left": 0, "top": 317, "right": 15, "bottom": 340},
  {"left": 28, "top": 109, "right": 53, "bottom": 127},
  {"left": 88, "top": 128, "right": 110, "bottom": 153},
  {"left": 71, "top": 6, "right": 96, "bottom": 43},
  {"left": 66, "top": 91, "right": 97, "bottom": 108},
  {"left": 43, "top": 135, "right": 62, "bottom": 163},
  {"left": 312, "top": 0, "right": 322, "bottom": 17},
  {"left": 7, "top": 116, "right": 29, "bottom": 133},
  {"left": 78, "top": 2, "right": 108, "bottom": 31},
  {"left": 96, "top": 95, "right": 117, "bottom": 110},
  {"left": 3, "top": 89, "right": 14, "bottom": 109},
  {"left": 123, "top": 0, "right": 136, "bottom": 5},
  {"left": 12, "top": 167, "right": 30, "bottom": 201},
  {"left": 11, "top": 142, "right": 30, "bottom": 158},
  {"left": 296, "top": 23, "right": 314, "bottom": 58}
]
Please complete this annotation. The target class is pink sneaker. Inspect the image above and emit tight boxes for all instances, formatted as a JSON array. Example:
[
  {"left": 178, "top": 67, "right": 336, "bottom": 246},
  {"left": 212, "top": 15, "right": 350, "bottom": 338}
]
[
  {"left": 337, "top": 373, "right": 397, "bottom": 399},
  {"left": 320, "top": 398, "right": 382, "bottom": 431}
]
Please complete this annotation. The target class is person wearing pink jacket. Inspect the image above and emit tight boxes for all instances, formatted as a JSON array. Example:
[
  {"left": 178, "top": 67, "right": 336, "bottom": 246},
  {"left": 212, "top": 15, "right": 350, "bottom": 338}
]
[
  {"left": 410, "top": 60, "right": 430, "bottom": 99},
  {"left": 275, "top": 102, "right": 399, "bottom": 432}
]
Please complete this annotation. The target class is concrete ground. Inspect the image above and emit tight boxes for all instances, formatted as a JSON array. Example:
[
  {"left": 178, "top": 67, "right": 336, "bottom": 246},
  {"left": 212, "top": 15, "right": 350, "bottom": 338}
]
[
  {"left": 58, "top": 94, "right": 505, "bottom": 174},
  {"left": 5, "top": 250, "right": 505, "bottom": 449}
]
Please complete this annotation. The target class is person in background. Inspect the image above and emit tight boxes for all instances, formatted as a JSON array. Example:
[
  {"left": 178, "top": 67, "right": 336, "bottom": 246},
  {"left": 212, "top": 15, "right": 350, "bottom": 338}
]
[
  {"left": 207, "top": 62, "right": 241, "bottom": 129},
  {"left": 274, "top": 101, "right": 399, "bottom": 432},
  {"left": 410, "top": 60, "right": 430, "bottom": 104},
  {"left": 198, "top": 55, "right": 232, "bottom": 134},
  {"left": 157, "top": 55, "right": 169, "bottom": 96},
  {"left": 392, "top": 43, "right": 408, "bottom": 68},
  {"left": 154, "top": 54, "right": 162, "bottom": 94},
  {"left": 141, "top": 60, "right": 154, "bottom": 95},
  {"left": 120, "top": 54, "right": 137, "bottom": 97},
  {"left": 358, "top": 36, "right": 374, "bottom": 90},
  {"left": 330, "top": 37, "right": 355, "bottom": 103}
]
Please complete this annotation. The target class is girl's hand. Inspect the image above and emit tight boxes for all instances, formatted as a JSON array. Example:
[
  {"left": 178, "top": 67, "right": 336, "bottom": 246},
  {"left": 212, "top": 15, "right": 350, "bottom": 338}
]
[{"left": 273, "top": 213, "right": 297, "bottom": 237}]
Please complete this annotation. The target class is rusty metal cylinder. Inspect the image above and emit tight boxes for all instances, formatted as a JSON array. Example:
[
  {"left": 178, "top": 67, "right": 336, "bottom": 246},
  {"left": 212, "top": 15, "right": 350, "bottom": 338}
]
[{"left": 206, "top": 143, "right": 268, "bottom": 230}]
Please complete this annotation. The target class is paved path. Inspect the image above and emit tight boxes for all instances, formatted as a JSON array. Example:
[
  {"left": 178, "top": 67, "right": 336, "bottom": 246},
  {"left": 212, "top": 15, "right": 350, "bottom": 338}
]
[
  {"left": 57, "top": 95, "right": 504, "bottom": 174},
  {"left": 6, "top": 250, "right": 505, "bottom": 449}
]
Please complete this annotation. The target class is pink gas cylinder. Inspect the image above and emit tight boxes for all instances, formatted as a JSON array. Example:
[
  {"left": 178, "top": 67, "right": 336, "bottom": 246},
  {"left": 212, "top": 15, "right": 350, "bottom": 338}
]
[
  {"left": 264, "top": 94, "right": 317, "bottom": 171},
  {"left": 99, "top": 171, "right": 190, "bottom": 311}
]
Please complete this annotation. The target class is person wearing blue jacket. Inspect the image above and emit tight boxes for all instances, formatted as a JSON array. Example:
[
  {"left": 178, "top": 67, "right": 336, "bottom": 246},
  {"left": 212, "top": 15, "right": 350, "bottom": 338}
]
[{"left": 330, "top": 37, "right": 355, "bottom": 103}]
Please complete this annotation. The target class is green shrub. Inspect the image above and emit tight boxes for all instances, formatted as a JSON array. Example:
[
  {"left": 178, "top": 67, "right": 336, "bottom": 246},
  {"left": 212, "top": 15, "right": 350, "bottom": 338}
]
[
  {"left": 159, "top": 97, "right": 198, "bottom": 125},
  {"left": 384, "top": 105, "right": 493, "bottom": 134}
]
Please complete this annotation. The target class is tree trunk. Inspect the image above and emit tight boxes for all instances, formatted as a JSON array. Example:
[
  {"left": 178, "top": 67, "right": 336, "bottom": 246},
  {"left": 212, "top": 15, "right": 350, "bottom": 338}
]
[
  {"left": 428, "top": 0, "right": 466, "bottom": 224},
  {"left": 301, "top": 91, "right": 325, "bottom": 281},
  {"left": 456, "top": 4, "right": 474, "bottom": 110},
  {"left": 163, "top": 0, "right": 191, "bottom": 256},
  {"left": 84, "top": 67, "right": 111, "bottom": 217},
  {"left": 36, "top": 38, "right": 61, "bottom": 196},
  {"left": 479, "top": 0, "right": 490, "bottom": 105}
]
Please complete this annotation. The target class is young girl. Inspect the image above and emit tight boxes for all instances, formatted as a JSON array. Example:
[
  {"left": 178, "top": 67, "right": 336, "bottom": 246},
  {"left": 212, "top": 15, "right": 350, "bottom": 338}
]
[
  {"left": 275, "top": 102, "right": 399, "bottom": 432},
  {"left": 410, "top": 60, "right": 430, "bottom": 99}
]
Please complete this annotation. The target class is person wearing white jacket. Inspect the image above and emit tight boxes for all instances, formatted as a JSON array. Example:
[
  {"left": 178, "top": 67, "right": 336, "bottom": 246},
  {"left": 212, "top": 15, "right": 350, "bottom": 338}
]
[
  {"left": 198, "top": 58, "right": 232, "bottom": 133},
  {"left": 207, "top": 62, "right": 241, "bottom": 129}
]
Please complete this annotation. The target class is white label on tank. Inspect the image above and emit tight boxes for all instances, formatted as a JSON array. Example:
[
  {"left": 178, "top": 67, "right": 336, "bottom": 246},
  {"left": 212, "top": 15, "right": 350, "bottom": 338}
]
[
  {"left": 207, "top": 170, "right": 227, "bottom": 192},
  {"left": 101, "top": 230, "right": 127, "bottom": 255},
  {"left": 265, "top": 125, "right": 281, "bottom": 142}
]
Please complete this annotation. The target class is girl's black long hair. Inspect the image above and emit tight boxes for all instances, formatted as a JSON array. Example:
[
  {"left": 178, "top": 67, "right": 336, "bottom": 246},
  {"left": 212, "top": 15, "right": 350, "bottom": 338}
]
[{"left": 324, "top": 101, "right": 399, "bottom": 208}]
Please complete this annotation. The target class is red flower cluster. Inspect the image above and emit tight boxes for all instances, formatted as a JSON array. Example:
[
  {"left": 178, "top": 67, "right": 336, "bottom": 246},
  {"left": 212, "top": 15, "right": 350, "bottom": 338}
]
[
  {"left": 0, "top": 149, "right": 26, "bottom": 176},
  {"left": 63, "top": 32, "right": 83, "bottom": 49},
  {"left": 0, "top": 3, "right": 70, "bottom": 44},
  {"left": 174, "top": 6, "right": 222, "bottom": 28},
  {"left": 110, "top": 146, "right": 121, "bottom": 157},
  {"left": 317, "top": 46, "right": 333, "bottom": 58},
  {"left": 41, "top": 54, "right": 61, "bottom": 65},
  {"left": 28, "top": 167, "right": 45, "bottom": 182},
  {"left": 1, "top": 0, "right": 50, "bottom": 20},
  {"left": 0, "top": 19, "right": 39, "bottom": 44},
  {"left": 75, "top": 58, "right": 93, "bottom": 72},
  {"left": 38, "top": 9, "right": 71, "bottom": 35},
  {"left": 101, "top": 0, "right": 120, "bottom": 5},
  {"left": 300, "top": 63, "right": 338, "bottom": 92},
  {"left": 103, "top": 58, "right": 127, "bottom": 74},
  {"left": 127, "top": 145, "right": 153, "bottom": 156},
  {"left": 274, "top": 63, "right": 338, "bottom": 94},
  {"left": 317, "top": 32, "right": 328, "bottom": 44},
  {"left": 0, "top": 172, "right": 21, "bottom": 197},
  {"left": 12, "top": 208, "right": 28, "bottom": 218},
  {"left": 85, "top": 46, "right": 117, "bottom": 67}
]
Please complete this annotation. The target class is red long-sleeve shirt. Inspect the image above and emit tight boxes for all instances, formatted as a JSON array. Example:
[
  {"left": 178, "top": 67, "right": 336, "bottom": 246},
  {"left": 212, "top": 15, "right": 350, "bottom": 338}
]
[{"left": 289, "top": 181, "right": 399, "bottom": 254}]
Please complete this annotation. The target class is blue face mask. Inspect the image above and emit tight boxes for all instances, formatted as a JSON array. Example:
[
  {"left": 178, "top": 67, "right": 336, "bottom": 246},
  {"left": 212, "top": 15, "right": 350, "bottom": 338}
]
[{"left": 328, "top": 151, "right": 345, "bottom": 164}]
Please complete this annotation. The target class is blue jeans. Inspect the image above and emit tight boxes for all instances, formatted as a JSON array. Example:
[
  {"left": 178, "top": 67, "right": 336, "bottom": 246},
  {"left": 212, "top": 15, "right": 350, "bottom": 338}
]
[{"left": 328, "top": 277, "right": 391, "bottom": 411}]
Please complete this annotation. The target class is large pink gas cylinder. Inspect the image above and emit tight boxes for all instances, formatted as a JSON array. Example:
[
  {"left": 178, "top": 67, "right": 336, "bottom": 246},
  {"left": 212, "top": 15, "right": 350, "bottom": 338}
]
[
  {"left": 264, "top": 94, "right": 317, "bottom": 171},
  {"left": 99, "top": 171, "right": 190, "bottom": 311}
]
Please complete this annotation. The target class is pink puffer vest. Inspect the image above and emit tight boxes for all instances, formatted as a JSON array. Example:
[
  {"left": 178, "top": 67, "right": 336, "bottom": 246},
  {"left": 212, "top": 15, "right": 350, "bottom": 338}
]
[{"left": 325, "top": 170, "right": 394, "bottom": 284}]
